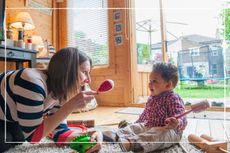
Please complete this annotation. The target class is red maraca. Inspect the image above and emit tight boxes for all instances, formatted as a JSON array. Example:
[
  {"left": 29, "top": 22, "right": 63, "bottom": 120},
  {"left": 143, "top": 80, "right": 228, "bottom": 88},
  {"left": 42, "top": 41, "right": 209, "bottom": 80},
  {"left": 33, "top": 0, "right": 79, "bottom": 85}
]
[
  {"left": 175, "top": 100, "right": 209, "bottom": 119},
  {"left": 97, "top": 79, "right": 114, "bottom": 93},
  {"left": 165, "top": 100, "right": 209, "bottom": 124}
]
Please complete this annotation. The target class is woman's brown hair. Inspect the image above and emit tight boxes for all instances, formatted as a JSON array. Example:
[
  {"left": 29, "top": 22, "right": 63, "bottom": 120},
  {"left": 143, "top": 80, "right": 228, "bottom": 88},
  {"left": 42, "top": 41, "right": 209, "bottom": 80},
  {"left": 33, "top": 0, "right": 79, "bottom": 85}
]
[{"left": 46, "top": 47, "right": 92, "bottom": 103}]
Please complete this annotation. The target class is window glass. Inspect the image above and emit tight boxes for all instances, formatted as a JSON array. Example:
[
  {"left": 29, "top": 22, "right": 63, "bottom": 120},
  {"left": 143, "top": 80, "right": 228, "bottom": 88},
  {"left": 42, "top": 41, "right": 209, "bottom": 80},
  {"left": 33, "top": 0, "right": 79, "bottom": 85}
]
[
  {"left": 134, "top": 0, "right": 229, "bottom": 108},
  {"left": 67, "top": 0, "right": 109, "bottom": 66},
  {"left": 135, "top": 0, "right": 161, "bottom": 64}
]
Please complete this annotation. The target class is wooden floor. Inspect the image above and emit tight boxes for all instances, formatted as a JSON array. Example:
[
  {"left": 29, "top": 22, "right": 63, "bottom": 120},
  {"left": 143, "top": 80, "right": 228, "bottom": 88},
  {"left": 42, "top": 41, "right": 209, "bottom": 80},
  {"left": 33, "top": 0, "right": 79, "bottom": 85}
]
[{"left": 68, "top": 106, "right": 230, "bottom": 142}]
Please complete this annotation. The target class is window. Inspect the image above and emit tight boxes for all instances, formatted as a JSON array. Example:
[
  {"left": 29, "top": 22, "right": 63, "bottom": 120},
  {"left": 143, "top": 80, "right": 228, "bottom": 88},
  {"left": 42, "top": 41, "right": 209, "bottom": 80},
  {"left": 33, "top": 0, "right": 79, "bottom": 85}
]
[
  {"left": 189, "top": 48, "right": 200, "bottom": 56},
  {"left": 211, "top": 64, "right": 218, "bottom": 75},
  {"left": 212, "top": 50, "right": 218, "bottom": 56},
  {"left": 135, "top": 0, "right": 161, "bottom": 64},
  {"left": 67, "top": 0, "right": 109, "bottom": 66},
  {"left": 210, "top": 45, "right": 219, "bottom": 56},
  {"left": 133, "top": 0, "right": 229, "bottom": 108}
]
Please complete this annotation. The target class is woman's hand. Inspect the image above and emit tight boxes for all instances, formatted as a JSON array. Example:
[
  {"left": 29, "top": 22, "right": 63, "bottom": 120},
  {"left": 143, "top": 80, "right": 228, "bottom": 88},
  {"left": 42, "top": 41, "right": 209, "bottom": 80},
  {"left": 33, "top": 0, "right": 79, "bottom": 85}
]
[
  {"left": 85, "top": 131, "right": 103, "bottom": 153},
  {"left": 70, "top": 90, "right": 97, "bottom": 110},
  {"left": 164, "top": 117, "right": 179, "bottom": 129}
]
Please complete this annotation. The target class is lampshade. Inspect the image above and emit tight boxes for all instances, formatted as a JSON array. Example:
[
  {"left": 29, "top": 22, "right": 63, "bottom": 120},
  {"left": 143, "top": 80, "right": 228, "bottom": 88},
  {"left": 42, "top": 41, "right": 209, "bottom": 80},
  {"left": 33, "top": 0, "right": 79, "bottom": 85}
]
[
  {"left": 32, "top": 35, "right": 44, "bottom": 48},
  {"left": 11, "top": 12, "right": 35, "bottom": 30}
]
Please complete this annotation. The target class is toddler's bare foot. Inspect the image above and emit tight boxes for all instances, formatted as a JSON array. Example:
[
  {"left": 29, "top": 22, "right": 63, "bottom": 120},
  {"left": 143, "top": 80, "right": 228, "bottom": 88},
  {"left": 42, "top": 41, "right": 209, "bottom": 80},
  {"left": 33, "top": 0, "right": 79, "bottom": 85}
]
[{"left": 118, "top": 138, "right": 131, "bottom": 152}]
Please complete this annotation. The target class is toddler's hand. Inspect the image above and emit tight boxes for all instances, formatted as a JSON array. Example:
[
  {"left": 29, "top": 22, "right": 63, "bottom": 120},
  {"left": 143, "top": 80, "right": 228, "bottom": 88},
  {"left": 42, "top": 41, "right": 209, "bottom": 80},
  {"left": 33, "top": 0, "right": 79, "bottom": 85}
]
[
  {"left": 86, "top": 131, "right": 102, "bottom": 153},
  {"left": 164, "top": 117, "right": 179, "bottom": 129}
]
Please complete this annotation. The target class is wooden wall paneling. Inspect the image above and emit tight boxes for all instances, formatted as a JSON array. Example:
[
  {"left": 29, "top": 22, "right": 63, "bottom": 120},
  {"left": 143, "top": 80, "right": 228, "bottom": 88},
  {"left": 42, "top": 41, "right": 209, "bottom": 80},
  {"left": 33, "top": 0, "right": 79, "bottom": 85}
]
[
  {"left": 142, "top": 73, "right": 148, "bottom": 96},
  {"left": 136, "top": 66, "right": 152, "bottom": 103},
  {"left": 136, "top": 71, "right": 152, "bottom": 101},
  {"left": 91, "top": 75, "right": 126, "bottom": 82},
  {"left": 140, "top": 73, "right": 144, "bottom": 96},
  {"left": 115, "top": 0, "right": 132, "bottom": 106},
  {"left": 0, "top": 61, "right": 4, "bottom": 71},
  {"left": 56, "top": 1, "right": 67, "bottom": 50},
  {"left": 136, "top": 71, "right": 142, "bottom": 97},
  {"left": 0, "top": 61, "right": 16, "bottom": 71},
  {"left": 115, "top": 58, "right": 130, "bottom": 74},
  {"left": 147, "top": 72, "right": 150, "bottom": 96},
  {"left": 52, "top": 0, "right": 57, "bottom": 50},
  {"left": 99, "top": 99, "right": 125, "bottom": 106}
]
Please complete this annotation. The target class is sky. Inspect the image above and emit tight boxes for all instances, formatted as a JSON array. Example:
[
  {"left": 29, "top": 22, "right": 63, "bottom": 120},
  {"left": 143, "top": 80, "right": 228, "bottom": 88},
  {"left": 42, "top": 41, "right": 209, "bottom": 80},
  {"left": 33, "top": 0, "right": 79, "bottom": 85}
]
[{"left": 135, "top": 0, "right": 225, "bottom": 44}]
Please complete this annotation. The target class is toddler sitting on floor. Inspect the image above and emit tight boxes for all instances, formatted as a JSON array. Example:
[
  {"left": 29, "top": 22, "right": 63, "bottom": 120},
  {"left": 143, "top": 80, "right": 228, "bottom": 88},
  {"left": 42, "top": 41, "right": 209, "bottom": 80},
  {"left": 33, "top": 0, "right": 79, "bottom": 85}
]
[{"left": 103, "top": 62, "right": 187, "bottom": 153}]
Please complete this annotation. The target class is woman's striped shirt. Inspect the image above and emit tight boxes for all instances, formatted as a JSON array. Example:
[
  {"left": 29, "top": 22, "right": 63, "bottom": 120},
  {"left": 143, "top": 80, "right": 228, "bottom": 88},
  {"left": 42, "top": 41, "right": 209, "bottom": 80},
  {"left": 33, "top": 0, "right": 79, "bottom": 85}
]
[{"left": 0, "top": 68, "right": 73, "bottom": 143}]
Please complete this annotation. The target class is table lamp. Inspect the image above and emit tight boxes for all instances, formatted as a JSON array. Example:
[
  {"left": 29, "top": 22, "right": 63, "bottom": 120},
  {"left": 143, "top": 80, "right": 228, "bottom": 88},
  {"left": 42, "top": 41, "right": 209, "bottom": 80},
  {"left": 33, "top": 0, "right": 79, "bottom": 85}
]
[
  {"left": 32, "top": 35, "right": 46, "bottom": 57},
  {"left": 10, "top": 12, "right": 35, "bottom": 41}
]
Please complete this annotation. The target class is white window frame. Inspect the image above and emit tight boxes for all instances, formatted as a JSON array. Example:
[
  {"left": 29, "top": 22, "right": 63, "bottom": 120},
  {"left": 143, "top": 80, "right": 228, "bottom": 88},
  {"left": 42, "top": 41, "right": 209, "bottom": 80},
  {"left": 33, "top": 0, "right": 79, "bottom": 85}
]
[{"left": 189, "top": 48, "right": 200, "bottom": 56}]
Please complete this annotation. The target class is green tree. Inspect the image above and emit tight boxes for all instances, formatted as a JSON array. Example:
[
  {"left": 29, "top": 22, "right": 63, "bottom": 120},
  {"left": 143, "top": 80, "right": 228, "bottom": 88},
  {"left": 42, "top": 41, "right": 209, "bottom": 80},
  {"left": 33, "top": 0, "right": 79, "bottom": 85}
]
[
  {"left": 75, "top": 31, "right": 86, "bottom": 39},
  {"left": 89, "top": 44, "right": 108, "bottom": 65},
  {"left": 137, "top": 43, "right": 151, "bottom": 64},
  {"left": 224, "top": 7, "right": 230, "bottom": 76},
  {"left": 225, "top": 8, "right": 230, "bottom": 40}
]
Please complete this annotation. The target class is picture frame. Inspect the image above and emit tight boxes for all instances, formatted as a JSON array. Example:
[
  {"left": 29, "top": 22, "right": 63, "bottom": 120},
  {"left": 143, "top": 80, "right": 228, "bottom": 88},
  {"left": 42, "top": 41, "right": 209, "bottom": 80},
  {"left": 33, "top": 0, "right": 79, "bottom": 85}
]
[
  {"left": 114, "top": 35, "right": 123, "bottom": 46},
  {"left": 113, "top": 10, "right": 121, "bottom": 22},
  {"left": 114, "top": 23, "right": 122, "bottom": 34}
]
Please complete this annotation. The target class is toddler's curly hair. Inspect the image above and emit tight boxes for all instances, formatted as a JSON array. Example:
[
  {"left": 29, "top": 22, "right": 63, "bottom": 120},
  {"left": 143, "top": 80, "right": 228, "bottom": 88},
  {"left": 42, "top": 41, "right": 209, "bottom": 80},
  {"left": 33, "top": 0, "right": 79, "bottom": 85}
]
[{"left": 152, "top": 62, "right": 178, "bottom": 87}]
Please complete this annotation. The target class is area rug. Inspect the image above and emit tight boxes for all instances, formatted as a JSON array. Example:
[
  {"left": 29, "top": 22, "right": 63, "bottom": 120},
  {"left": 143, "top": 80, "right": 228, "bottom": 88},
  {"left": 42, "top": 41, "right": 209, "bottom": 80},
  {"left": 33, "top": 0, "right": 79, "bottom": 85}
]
[
  {"left": 3, "top": 125, "right": 229, "bottom": 153},
  {"left": 115, "top": 107, "right": 230, "bottom": 120},
  {"left": 4, "top": 137, "right": 204, "bottom": 153}
]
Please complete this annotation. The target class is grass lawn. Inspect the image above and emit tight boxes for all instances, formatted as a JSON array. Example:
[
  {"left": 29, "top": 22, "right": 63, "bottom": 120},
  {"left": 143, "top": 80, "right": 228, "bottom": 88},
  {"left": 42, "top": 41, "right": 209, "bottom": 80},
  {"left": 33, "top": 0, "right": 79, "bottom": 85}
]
[{"left": 175, "top": 82, "right": 230, "bottom": 98}]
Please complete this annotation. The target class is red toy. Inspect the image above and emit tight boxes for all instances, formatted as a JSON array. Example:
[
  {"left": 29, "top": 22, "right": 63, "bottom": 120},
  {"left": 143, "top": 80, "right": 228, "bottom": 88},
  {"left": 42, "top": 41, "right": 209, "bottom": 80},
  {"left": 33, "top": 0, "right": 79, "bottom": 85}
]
[{"left": 97, "top": 79, "right": 114, "bottom": 93}]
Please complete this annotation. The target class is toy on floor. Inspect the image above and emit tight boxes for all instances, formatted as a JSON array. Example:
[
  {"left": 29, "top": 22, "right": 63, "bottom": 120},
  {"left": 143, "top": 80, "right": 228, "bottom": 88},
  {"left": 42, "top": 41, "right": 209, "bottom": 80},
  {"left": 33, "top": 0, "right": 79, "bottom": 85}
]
[
  {"left": 175, "top": 100, "right": 209, "bottom": 119},
  {"left": 70, "top": 135, "right": 96, "bottom": 153},
  {"left": 47, "top": 123, "right": 88, "bottom": 139},
  {"left": 97, "top": 79, "right": 114, "bottom": 93},
  {"left": 188, "top": 134, "right": 228, "bottom": 153}
]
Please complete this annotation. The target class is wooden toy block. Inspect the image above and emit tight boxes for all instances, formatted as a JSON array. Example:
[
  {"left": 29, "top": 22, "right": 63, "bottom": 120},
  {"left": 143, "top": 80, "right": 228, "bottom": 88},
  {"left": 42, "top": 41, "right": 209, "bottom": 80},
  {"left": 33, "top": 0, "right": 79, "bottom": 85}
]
[
  {"left": 188, "top": 134, "right": 228, "bottom": 153},
  {"left": 200, "top": 134, "right": 218, "bottom": 142},
  {"left": 67, "top": 119, "right": 95, "bottom": 128}
]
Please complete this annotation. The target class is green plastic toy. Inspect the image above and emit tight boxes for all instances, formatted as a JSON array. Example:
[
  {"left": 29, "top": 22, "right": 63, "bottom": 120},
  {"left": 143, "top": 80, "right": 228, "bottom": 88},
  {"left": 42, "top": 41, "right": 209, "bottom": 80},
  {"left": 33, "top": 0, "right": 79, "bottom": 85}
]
[{"left": 70, "top": 135, "right": 96, "bottom": 153}]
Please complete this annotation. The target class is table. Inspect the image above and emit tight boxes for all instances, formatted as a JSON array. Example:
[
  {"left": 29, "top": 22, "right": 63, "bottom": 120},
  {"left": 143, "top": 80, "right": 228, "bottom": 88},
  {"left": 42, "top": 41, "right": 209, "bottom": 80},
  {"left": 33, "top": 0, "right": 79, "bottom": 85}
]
[{"left": 0, "top": 45, "right": 37, "bottom": 68}]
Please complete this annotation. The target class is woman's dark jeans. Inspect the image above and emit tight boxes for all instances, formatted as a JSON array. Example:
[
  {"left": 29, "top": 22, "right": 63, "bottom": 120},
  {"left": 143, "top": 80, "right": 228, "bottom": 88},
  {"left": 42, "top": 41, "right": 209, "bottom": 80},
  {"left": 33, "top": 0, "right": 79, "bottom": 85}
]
[{"left": 0, "top": 120, "right": 24, "bottom": 152}]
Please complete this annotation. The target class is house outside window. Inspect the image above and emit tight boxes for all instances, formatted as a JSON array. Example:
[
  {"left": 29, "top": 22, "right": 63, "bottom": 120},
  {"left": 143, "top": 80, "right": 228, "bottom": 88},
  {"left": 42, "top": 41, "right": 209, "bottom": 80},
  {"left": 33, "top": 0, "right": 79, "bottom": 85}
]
[{"left": 189, "top": 48, "right": 200, "bottom": 56}]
